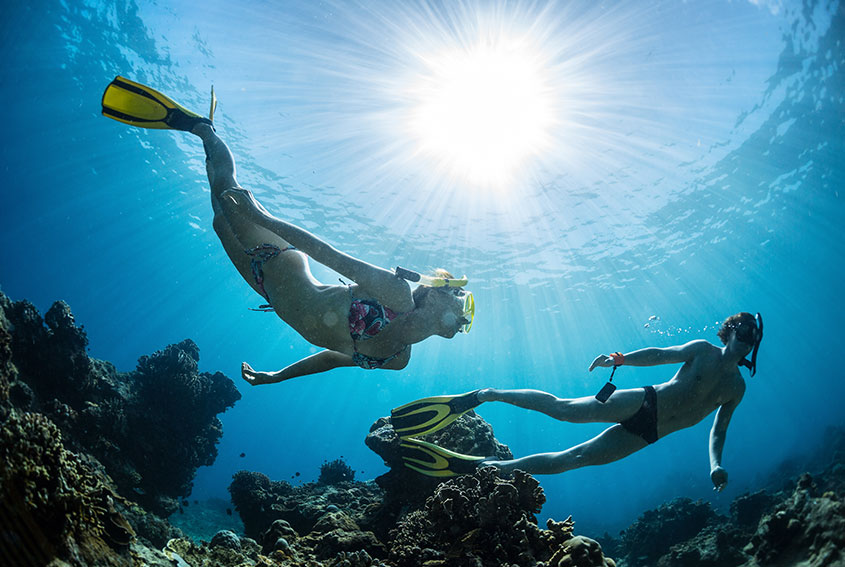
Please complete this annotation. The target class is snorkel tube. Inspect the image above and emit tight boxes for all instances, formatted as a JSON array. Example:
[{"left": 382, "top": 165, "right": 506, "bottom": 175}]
[
  {"left": 738, "top": 312, "right": 764, "bottom": 377},
  {"left": 394, "top": 266, "right": 468, "bottom": 288}
]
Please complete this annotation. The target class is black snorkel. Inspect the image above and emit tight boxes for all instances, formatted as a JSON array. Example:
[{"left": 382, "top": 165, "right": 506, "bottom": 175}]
[
  {"left": 394, "top": 267, "right": 468, "bottom": 288},
  {"left": 738, "top": 312, "right": 764, "bottom": 377},
  {"left": 395, "top": 266, "right": 423, "bottom": 283}
]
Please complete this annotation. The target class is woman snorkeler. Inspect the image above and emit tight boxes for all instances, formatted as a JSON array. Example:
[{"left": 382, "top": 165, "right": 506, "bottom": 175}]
[{"left": 101, "top": 76, "right": 474, "bottom": 385}]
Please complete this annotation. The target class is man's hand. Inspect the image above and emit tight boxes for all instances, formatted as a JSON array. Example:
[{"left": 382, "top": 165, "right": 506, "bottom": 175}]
[
  {"left": 589, "top": 354, "right": 615, "bottom": 371},
  {"left": 241, "top": 362, "right": 275, "bottom": 386},
  {"left": 711, "top": 466, "right": 728, "bottom": 492}
]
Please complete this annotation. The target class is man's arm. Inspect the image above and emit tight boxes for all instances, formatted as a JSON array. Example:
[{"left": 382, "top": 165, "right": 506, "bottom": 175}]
[
  {"left": 589, "top": 340, "right": 710, "bottom": 371},
  {"left": 708, "top": 385, "right": 745, "bottom": 491}
]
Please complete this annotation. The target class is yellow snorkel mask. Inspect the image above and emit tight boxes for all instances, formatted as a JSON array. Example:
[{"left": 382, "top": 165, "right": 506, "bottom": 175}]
[
  {"left": 457, "top": 290, "right": 475, "bottom": 333},
  {"left": 395, "top": 266, "right": 475, "bottom": 333}
]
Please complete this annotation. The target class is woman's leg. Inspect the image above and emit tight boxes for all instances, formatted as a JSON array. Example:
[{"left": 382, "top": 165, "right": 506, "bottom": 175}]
[
  {"left": 485, "top": 424, "right": 648, "bottom": 475},
  {"left": 190, "top": 123, "right": 406, "bottom": 304},
  {"left": 191, "top": 123, "right": 310, "bottom": 296},
  {"left": 477, "top": 387, "right": 647, "bottom": 424}
]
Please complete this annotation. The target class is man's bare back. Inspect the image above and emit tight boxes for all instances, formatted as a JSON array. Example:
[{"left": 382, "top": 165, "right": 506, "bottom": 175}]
[{"left": 652, "top": 339, "right": 746, "bottom": 437}]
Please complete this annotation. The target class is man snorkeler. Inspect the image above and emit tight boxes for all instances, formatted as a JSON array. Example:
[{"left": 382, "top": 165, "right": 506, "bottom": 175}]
[{"left": 392, "top": 312, "right": 763, "bottom": 492}]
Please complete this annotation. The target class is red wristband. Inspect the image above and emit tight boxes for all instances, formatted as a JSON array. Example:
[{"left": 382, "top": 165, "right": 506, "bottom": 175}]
[{"left": 611, "top": 352, "right": 625, "bottom": 366}]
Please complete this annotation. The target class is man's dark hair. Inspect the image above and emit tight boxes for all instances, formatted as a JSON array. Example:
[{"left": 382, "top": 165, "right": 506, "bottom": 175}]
[{"left": 717, "top": 312, "right": 756, "bottom": 345}]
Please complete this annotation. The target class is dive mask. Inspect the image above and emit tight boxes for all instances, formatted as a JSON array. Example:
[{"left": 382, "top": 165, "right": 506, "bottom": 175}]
[
  {"left": 455, "top": 289, "right": 475, "bottom": 333},
  {"left": 394, "top": 266, "right": 474, "bottom": 332},
  {"left": 737, "top": 312, "right": 764, "bottom": 377}
]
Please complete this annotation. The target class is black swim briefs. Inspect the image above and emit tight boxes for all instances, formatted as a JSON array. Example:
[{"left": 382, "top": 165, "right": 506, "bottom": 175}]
[{"left": 620, "top": 385, "right": 659, "bottom": 444}]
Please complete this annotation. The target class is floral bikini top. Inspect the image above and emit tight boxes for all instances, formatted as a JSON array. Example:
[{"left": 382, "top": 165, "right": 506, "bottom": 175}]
[{"left": 347, "top": 289, "right": 407, "bottom": 369}]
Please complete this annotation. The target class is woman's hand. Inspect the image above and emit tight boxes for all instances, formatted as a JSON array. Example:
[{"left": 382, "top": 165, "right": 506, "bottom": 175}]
[
  {"left": 589, "top": 354, "right": 614, "bottom": 371},
  {"left": 241, "top": 362, "right": 276, "bottom": 386},
  {"left": 711, "top": 466, "right": 728, "bottom": 492}
]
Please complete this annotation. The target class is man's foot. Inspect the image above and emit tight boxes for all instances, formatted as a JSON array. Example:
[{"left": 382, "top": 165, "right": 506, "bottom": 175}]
[
  {"left": 192, "top": 121, "right": 215, "bottom": 137},
  {"left": 477, "top": 388, "right": 497, "bottom": 402}
]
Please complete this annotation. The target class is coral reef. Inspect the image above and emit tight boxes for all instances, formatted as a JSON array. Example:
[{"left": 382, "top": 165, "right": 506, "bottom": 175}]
[
  {"left": 164, "top": 531, "right": 393, "bottom": 567},
  {"left": 616, "top": 497, "right": 723, "bottom": 566},
  {"left": 0, "top": 292, "right": 241, "bottom": 517},
  {"left": 161, "top": 511, "right": 391, "bottom": 567},
  {"left": 320, "top": 458, "right": 357, "bottom": 485},
  {"left": 365, "top": 409, "right": 513, "bottom": 536},
  {"left": 3, "top": 289, "right": 843, "bottom": 567},
  {"left": 0, "top": 292, "right": 238, "bottom": 565},
  {"left": 652, "top": 524, "right": 748, "bottom": 567},
  {"left": 125, "top": 339, "right": 241, "bottom": 515},
  {"left": 746, "top": 473, "right": 845, "bottom": 567},
  {"left": 229, "top": 467, "right": 385, "bottom": 539},
  {"left": 388, "top": 466, "right": 614, "bottom": 567},
  {"left": 0, "top": 410, "right": 130, "bottom": 565},
  {"left": 227, "top": 408, "right": 615, "bottom": 567},
  {"left": 605, "top": 430, "right": 845, "bottom": 567}
]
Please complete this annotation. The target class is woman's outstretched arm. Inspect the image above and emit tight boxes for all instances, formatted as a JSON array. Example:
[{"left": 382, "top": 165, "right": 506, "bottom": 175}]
[{"left": 241, "top": 351, "right": 359, "bottom": 385}]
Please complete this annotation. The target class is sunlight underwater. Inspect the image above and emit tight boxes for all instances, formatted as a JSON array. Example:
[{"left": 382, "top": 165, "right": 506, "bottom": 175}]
[{"left": 0, "top": 0, "right": 843, "bottom": 565}]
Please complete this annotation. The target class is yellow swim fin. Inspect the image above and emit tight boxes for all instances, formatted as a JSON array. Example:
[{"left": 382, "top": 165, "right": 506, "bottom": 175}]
[
  {"left": 391, "top": 390, "right": 481, "bottom": 438},
  {"left": 101, "top": 76, "right": 214, "bottom": 131},
  {"left": 400, "top": 437, "right": 486, "bottom": 478}
]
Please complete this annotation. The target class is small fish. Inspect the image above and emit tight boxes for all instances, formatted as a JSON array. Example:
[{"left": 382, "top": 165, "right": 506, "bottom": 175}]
[
  {"left": 239, "top": 452, "right": 246, "bottom": 458},
  {"left": 295, "top": 472, "right": 300, "bottom": 477}
]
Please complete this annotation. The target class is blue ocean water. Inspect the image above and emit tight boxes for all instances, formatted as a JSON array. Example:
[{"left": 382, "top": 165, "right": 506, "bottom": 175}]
[{"left": 1, "top": 0, "right": 842, "bottom": 538}]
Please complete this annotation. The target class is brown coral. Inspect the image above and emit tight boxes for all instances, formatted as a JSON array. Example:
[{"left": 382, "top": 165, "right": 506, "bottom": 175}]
[
  {"left": 748, "top": 473, "right": 845, "bottom": 567},
  {"left": 0, "top": 410, "right": 134, "bottom": 563},
  {"left": 388, "top": 466, "right": 551, "bottom": 566},
  {"left": 548, "top": 535, "right": 616, "bottom": 567}
]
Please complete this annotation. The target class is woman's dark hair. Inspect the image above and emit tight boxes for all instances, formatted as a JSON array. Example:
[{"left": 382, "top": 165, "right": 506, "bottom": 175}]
[
  {"left": 411, "top": 269, "right": 459, "bottom": 307},
  {"left": 717, "top": 312, "right": 755, "bottom": 344}
]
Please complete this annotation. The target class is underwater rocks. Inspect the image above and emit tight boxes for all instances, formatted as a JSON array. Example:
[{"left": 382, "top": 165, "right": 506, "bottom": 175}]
[
  {"left": 614, "top": 497, "right": 724, "bottom": 566},
  {"left": 604, "top": 434, "right": 845, "bottom": 567},
  {"left": 229, "top": 467, "right": 385, "bottom": 540},
  {"left": 126, "top": 339, "right": 241, "bottom": 515},
  {"left": 0, "top": 409, "right": 134, "bottom": 565},
  {"left": 365, "top": 409, "right": 513, "bottom": 532},
  {"left": 225, "top": 410, "right": 615, "bottom": 567},
  {"left": 747, "top": 473, "right": 845, "bottom": 567},
  {"left": 388, "top": 466, "right": 614, "bottom": 567},
  {"left": 217, "top": 464, "right": 612, "bottom": 567},
  {"left": 161, "top": 508, "right": 390, "bottom": 566},
  {"left": 164, "top": 530, "right": 392, "bottom": 567},
  {"left": 0, "top": 291, "right": 241, "bottom": 517},
  {"left": 370, "top": 408, "right": 613, "bottom": 566},
  {"left": 0, "top": 291, "right": 239, "bottom": 565},
  {"left": 320, "top": 457, "right": 357, "bottom": 484}
]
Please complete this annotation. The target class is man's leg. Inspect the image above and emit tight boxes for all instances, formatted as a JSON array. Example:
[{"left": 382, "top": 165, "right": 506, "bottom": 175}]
[
  {"left": 484, "top": 424, "right": 648, "bottom": 475},
  {"left": 478, "top": 387, "right": 647, "bottom": 424}
]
